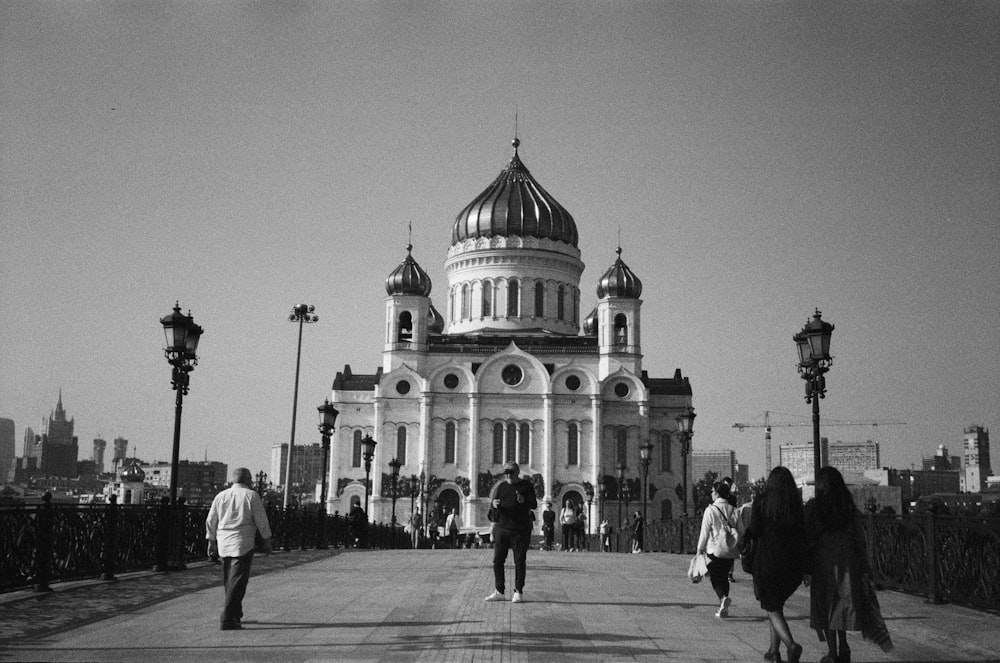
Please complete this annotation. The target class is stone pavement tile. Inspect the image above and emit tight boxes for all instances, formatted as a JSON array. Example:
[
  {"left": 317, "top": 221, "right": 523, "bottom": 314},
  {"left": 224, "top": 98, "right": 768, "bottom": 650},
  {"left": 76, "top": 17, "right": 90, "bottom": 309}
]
[{"left": 3, "top": 548, "right": 1000, "bottom": 663}]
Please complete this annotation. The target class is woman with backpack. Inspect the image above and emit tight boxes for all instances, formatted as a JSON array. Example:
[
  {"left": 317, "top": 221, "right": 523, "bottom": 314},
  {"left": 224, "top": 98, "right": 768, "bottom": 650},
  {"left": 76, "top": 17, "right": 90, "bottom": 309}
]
[{"left": 696, "top": 480, "right": 740, "bottom": 617}]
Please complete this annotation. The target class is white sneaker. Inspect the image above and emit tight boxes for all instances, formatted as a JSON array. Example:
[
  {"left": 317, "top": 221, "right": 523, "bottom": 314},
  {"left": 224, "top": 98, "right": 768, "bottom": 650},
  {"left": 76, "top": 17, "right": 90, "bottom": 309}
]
[
  {"left": 715, "top": 596, "right": 731, "bottom": 618},
  {"left": 512, "top": 591, "right": 524, "bottom": 603},
  {"left": 484, "top": 590, "right": 505, "bottom": 602}
]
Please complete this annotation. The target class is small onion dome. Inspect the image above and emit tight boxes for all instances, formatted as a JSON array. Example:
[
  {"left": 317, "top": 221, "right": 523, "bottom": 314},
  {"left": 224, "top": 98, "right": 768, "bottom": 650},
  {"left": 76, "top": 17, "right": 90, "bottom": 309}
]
[
  {"left": 452, "top": 138, "right": 578, "bottom": 247},
  {"left": 427, "top": 304, "right": 445, "bottom": 333},
  {"left": 582, "top": 307, "right": 598, "bottom": 336},
  {"left": 596, "top": 247, "right": 643, "bottom": 299},
  {"left": 385, "top": 244, "right": 432, "bottom": 296},
  {"left": 120, "top": 460, "right": 145, "bottom": 483}
]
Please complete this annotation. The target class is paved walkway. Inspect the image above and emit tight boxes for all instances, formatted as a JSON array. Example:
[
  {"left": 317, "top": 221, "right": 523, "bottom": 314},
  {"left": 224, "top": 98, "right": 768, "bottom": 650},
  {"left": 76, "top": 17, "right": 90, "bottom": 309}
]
[{"left": 1, "top": 548, "right": 999, "bottom": 662}]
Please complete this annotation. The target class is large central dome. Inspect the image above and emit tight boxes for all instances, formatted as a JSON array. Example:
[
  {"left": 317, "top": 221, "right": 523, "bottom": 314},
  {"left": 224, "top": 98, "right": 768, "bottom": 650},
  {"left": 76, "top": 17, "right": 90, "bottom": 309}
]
[{"left": 451, "top": 139, "right": 578, "bottom": 248}]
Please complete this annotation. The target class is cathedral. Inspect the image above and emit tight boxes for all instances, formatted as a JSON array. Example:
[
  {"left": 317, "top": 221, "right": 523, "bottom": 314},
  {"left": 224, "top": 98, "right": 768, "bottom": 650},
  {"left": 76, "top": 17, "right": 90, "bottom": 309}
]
[{"left": 326, "top": 138, "right": 693, "bottom": 534}]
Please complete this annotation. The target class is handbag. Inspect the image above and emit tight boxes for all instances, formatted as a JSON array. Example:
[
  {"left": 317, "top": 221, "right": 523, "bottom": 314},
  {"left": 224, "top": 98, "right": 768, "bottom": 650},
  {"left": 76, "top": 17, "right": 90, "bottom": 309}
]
[
  {"left": 687, "top": 552, "right": 709, "bottom": 583},
  {"left": 739, "top": 532, "right": 755, "bottom": 574},
  {"left": 711, "top": 505, "right": 740, "bottom": 559}
]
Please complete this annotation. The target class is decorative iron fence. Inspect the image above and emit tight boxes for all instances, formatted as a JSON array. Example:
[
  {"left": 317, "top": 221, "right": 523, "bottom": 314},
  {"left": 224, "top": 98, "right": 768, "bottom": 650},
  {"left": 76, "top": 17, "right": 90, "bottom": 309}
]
[{"left": 0, "top": 493, "right": 402, "bottom": 594}]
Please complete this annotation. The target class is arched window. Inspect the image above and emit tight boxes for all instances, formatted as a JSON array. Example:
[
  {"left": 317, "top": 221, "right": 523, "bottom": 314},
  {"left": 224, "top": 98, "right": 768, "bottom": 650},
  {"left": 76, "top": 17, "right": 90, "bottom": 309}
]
[
  {"left": 507, "top": 279, "right": 519, "bottom": 317},
  {"left": 397, "top": 311, "right": 413, "bottom": 342},
  {"left": 461, "top": 284, "right": 470, "bottom": 320},
  {"left": 352, "top": 430, "right": 362, "bottom": 468},
  {"left": 482, "top": 281, "right": 492, "bottom": 317},
  {"left": 519, "top": 422, "right": 530, "bottom": 465},
  {"left": 567, "top": 423, "right": 579, "bottom": 466},
  {"left": 506, "top": 422, "right": 517, "bottom": 463},
  {"left": 571, "top": 288, "right": 578, "bottom": 325},
  {"left": 449, "top": 288, "right": 455, "bottom": 323},
  {"left": 614, "top": 314, "right": 628, "bottom": 349},
  {"left": 660, "top": 432, "right": 672, "bottom": 472},
  {"left": 557, "top": 285, "right": 565, "bottom": 320},
  {"left": 534, "top": 282, "right": 544, "bottom": 317},
  {"left": 493, "top": 423, "right": 504, "bottom": 465},
  {"left": 661, "top": 499, "right": 674, "bottom": 521},
  {"left": 615, "top": 428, "right": 628, "bottom": 467},
  {"left": 445, "top": 421, "right": 456, "bottom": 464},
  {"left": 396, "top": 426, "right": 407, "bottom": 465}
]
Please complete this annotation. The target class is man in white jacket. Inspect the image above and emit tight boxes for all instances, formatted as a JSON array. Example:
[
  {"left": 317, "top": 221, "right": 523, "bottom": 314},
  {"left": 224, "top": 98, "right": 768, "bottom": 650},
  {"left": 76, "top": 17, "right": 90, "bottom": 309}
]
[{"left": 206, "top": 467, "right": 272, "bottom": 630}]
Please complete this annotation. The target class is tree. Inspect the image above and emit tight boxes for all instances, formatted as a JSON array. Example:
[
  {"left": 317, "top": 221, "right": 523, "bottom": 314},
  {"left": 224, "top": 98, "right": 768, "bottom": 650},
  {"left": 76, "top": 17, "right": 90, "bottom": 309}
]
[{"left": 692, "top": 471, "right": 718, "bottom": 514}]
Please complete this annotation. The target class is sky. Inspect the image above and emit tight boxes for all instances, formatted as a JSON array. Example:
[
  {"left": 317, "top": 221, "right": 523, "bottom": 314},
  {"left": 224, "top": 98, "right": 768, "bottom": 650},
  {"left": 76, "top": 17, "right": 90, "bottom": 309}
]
[{"left": 2, "top": 1, "right": 998, "bottom": 483}]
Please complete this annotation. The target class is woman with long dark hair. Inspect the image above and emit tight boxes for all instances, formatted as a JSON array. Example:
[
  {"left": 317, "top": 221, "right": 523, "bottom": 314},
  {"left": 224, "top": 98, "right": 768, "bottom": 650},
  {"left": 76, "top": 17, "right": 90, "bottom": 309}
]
[
  {"left": 747, "top": 466, "right": 807, "bottom": 663},
  {"left": 806, "top": 466, "right": 891, "bottom": 663}
]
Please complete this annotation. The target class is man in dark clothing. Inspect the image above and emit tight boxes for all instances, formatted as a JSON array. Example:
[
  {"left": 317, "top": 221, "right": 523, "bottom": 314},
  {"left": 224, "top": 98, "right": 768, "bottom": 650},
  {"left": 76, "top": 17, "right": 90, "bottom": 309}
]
[
  {"left": 541, "top": 504, "right": 556, "bottom": 551},
  {"left": 485, "top": 461, "right": 538, "bottom": 603}
]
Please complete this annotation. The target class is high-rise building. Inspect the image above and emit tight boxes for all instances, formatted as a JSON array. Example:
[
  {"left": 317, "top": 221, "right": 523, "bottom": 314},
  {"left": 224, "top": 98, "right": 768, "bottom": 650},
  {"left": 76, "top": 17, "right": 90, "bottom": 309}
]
[
  {"left": 779, "top": 438, "right": 830, "bottom": 483},
  {"left": 112, "top": 437, "right": 128, "bottom": 471},
  {"left": 92, "top": 437, "right": 107, "bottom": 474},
  {"left": 24, "top": 392, "right": 78, "bottom": 478},
  {"left": 272, "top": 443, "right": 327, "bottom": 499},
  {"left": 827, "top": 440, "right": 880, "bottom": 475},
  {"left": 140, "top": 460, "right": 228, "bottom": 505},
  {"left": 324, "top": 139, "right": 695, "bottom": 528},
  {"left": 0, "top": 418, "right": 15, "bottom": 483},
  {"left": 691, "top": 450, "right": 737, "bottom": 484},
  {"left": 962, "top": 425, "right": 992, "bottom": 493},
  {"left": 922, "top": 444, "right": 961, "bottom": 471}
]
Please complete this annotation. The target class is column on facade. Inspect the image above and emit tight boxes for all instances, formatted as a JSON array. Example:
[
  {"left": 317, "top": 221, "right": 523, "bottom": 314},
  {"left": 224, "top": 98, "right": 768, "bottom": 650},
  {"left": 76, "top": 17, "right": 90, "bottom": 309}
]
[
  {"left": 467, "top": 394, "right": 479, "bottom": 498},
  {"left": 372, "top": 398, "right": 384, "bottom": 498},
  {"left": 543, "top": 394, "right": 553, "bottom": 506},
  {"left": 326, "top": 424, "right": 340, "bottom": 513},
  {"left": 591, "top": 395, "right": 602, "bottom": 528},
  {"left": 420, "top": 392, "right": 432, "bottom": 481}
]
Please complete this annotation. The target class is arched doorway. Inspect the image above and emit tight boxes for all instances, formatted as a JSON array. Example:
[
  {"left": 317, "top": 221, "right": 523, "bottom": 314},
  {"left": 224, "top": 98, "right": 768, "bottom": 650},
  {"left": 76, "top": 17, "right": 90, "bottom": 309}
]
[
  {"left": 438, "top": 488, "right": 461, "bottom": 524},
  {"left": 659, "top": 498, "right": 673, "bottom": 521}
]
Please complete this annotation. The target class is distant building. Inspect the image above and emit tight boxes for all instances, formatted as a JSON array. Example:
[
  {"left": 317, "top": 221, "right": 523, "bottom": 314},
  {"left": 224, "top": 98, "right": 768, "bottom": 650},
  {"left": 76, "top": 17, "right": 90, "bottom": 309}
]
[
  {"left": 962, "top": 425, "right": 992, "bottom": 493},
  {"left": 882, "top": 468, "right": 961, "bottom": 506},
  {"left": 23, "top": 392, "right": 78, "bottom": 478},
  {"left": 0, "top": 418, "right": 14, "bottom": 483},
  {"left": 92, "top": 437, "right": 107, "bottom": 474},
  {"left": 827, "top": 439, "right": 880, "bottom": 475},
  {"left": 112, "top": 437, "right": 128, "bottom": 472},
  {"left": 779, "top": 438, "right": 830, "bottom": 483},
  {"left": 271, "top": 443, "right": 326, "bottom": 501},
  {"left": 691, "top": 450, "right": 736, "bottom": 484},
  {"left": 140, "top": 460, "right": 228, "bottom": 505},
  {"left": 922, "top": 444, "right": 960, "bottom": 471}
]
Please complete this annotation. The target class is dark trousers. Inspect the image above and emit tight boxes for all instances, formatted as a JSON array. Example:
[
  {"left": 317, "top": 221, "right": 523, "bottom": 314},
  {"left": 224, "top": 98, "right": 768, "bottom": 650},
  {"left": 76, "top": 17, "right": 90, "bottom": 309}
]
[
  {"left": 492, "top": 527, "right": 529, "bottom": 594},
  {"left": 562, "top": 525, "right": 574, "bottom": 550},
  {"left": 221, "top": 551, "right": 254, "bottom": 625},
  {"left": 706, "top": 554, "right": 734, "bottom": 600}
]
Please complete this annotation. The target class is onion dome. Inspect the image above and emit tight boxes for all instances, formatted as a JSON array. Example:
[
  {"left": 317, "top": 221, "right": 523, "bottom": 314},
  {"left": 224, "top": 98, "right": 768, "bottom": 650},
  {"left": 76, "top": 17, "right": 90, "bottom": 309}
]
[
  {"left": 452, "top": 138, "right": 578, "bottom": 247},
  {"left": 386, "top": 244, "right": 432, "bottom": 296},
  {"left": 120, "top": 460, "right": 145, "bottom": 483},
  {"left": 427, "top": 304, "right": 445, "bottom": 334},
  {"left": 582, "top": 307, "right": 598, "bottom": 336},
  {"left": 596, "top": 248, "right": 643, "bottom": 299}
]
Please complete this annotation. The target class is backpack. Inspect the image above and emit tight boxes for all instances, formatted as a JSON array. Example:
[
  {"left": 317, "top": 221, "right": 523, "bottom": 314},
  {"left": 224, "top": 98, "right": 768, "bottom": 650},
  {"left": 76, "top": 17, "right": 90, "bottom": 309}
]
[{"left": 711, "top": 505, "right": 740, "bottom": 559}]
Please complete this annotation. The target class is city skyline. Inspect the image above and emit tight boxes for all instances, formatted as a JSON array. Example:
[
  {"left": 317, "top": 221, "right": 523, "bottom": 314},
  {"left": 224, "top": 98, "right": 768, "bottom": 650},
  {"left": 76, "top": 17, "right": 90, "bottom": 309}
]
[{"left": 2, "top": 3, "right": 997, "bottom": 483}]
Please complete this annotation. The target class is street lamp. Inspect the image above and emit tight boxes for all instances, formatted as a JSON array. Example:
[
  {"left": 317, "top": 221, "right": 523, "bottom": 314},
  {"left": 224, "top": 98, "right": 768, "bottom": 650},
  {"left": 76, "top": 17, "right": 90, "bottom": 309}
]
[
  {"left": 794, "top": 309, "right": 834, "bottom": 481},
  {"left": 317, "top": 400, "right": 339, "bottom": 508},
  {"left": 675, "top": 406, "right": 696, "bottom": 517},
  {"left": 639, "top": 440, "right": 653, "bottom": 524},
  {"left": 284, "top": 304, "right": 319, "bottom": 510},
  {"left": 361, "top": 435, "right": 377, "bottom": 519},
  {"left": 388, "top": 457, "right": 401, "bottom": 548},
  {"left": 615, "top": 463, "right": 626, "bottom": 545},
  {"left": 584, "top": 484, "right": 594, "bottom": 548},
  {"left": 160, "top": 302, "right": 203, "bottom": 504},
  {"left": 255, "top": 471, "right": 268, "bottom": 497},
  {"left": 597, "top": 474, "right": 606, "bottom": 529},
  {"left": 409, "top": 474, "right": 419, "bottom": 515}
]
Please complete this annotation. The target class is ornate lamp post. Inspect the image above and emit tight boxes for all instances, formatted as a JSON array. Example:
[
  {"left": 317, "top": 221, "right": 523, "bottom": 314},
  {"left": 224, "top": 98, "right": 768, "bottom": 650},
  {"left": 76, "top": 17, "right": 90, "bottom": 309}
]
[
  {"left": 639, "top": 440, "right": 653, "bottom": 524},
  {"left": 361, "top": 435, "right": 377, "bottom": 518},
  {"left": 317, "top": 400, "right": 339, "bottom": 508},
  {"left": 418, "top": 469, "right": 427, "bottom": 534},
  {"left": 597, "top": 474, "right": 606, "bottom": 528},
  {"left": 584, "top": 484, "right": 595, "bottom": 546},
  {"left": 388, "top": 457, "right": 401, "bottom": 548},
  {"left": 794, "top": 309, "right": 834, "bottom": 481},
  {"left": 255, "top": 471, "right": 268, "bottom": 497},
  {"left": 675, "top": 406, "right": 696, "bottom": 517},
  {"left": 160, "top": 302, "right": 203, "bottom": 504},
  {"left": 284, "top": 304, "right": 319, "bottom": 510},
  {"left": 409, "top": 474, "right": 419, "bottom": 515},
  {"left": 615, "top": 463, "right": 626, "bottom": 548}
]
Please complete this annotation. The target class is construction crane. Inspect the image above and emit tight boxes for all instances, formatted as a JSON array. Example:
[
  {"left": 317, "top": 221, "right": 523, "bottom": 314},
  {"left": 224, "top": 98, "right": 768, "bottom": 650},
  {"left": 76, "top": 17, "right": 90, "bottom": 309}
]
[{"left": 732, "top": 411, "right": 906, "bottom": 473}]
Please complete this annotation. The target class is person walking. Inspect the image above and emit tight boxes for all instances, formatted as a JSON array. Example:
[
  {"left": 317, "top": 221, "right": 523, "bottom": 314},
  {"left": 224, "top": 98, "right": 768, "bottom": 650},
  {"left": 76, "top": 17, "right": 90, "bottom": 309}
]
[
  {"left": 746, "top": 466, "right": 808, "bottom": 663},
  {"left": 576, "top": 505, "right": 588, "bottom": 551},
  {"left": 695, "top": 481, "right": 738, "bottom": 614},
  {"left": 445, "top": 508, "right": 460, "bottom": 549},
  {"left": 541, "top": 504, "right": 556, "bottom": 551},
  {"left": 559, "top": 499, "right": 577, "bottom": 551},
  {"left": 205, "top": 467, "right": 272, "bottom": 631},
  {"left": 722, "top": 476, "right": 739, "bottom": 583},
  {"left": 631, "top": 510, "right": 644, "bottom": 553},
  {"left": 485, "top": 461, "right": 538, "bottom": 603},
  {"left": 599, "top": 518, "right": 612, "bottom": 552},
  {"left": 806, "top": 466, "right": 892, "bottom": 663},
  {"left": 409, "top": 507, "right": 423, "bottom": 549}
]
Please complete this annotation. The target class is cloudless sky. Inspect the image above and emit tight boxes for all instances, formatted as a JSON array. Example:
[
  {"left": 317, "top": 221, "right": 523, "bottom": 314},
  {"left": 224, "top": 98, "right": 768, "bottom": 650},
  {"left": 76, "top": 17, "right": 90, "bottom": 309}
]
[{"left": 2, "top": 1, "right": 998, "bottom": 482}]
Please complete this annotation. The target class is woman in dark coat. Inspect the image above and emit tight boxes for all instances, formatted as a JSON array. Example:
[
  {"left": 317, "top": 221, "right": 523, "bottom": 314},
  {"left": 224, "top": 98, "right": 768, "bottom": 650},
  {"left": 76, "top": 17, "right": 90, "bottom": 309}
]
[
  {"left": 805, "top": 466, "right": 889, "bottom": 663},
  {"left": 746, "top": 466, "right": 807, "bottom": 663}
]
